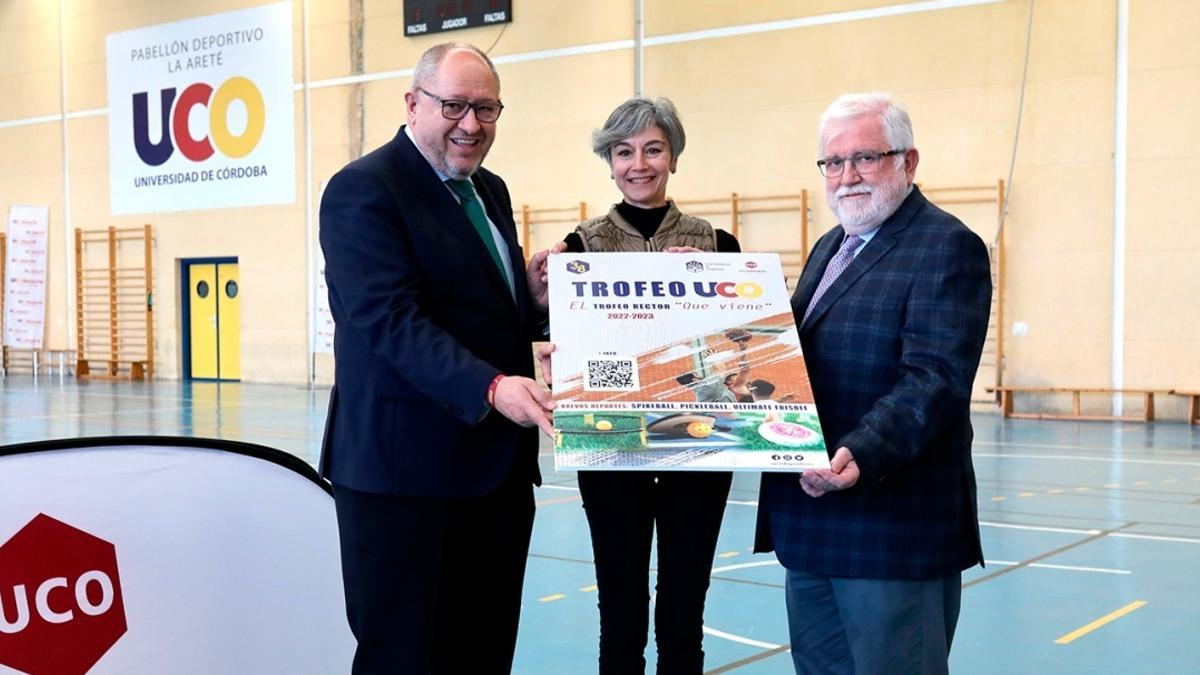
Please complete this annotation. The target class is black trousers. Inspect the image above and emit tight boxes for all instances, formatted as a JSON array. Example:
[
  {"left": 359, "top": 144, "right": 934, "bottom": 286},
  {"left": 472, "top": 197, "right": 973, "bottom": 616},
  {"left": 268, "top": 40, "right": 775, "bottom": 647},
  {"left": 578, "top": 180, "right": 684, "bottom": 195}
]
[
  {"left": 577, "top": 470, "right": 732, "bottom": 675},
  {"left": 332, "top": 467, "right": 535, "bottom": 674}
]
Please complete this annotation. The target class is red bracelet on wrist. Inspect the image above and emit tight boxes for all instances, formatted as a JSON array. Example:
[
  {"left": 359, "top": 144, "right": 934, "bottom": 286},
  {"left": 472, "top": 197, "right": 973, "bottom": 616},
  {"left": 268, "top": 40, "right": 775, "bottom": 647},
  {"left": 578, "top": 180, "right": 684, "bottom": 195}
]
[{"left": 486, "top": 373, "right": 506, "bottom": 407}]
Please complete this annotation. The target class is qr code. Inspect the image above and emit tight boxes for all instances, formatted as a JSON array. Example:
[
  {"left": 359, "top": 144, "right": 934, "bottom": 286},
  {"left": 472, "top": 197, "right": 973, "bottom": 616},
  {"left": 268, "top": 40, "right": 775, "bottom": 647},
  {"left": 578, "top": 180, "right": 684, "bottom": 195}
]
[{"left": 584, "top": 358, "right": 639, "bottom": 391}]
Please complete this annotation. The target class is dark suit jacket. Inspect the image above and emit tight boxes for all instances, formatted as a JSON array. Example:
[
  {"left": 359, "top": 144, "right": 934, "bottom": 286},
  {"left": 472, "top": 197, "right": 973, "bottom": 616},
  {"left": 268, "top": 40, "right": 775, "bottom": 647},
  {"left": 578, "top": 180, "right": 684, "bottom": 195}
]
[
  {"left": 755, "top": 187, "right": 992, "bottom": 579},
  {"left": 318, "top": 127, "right": 541, "bottom": 498}
]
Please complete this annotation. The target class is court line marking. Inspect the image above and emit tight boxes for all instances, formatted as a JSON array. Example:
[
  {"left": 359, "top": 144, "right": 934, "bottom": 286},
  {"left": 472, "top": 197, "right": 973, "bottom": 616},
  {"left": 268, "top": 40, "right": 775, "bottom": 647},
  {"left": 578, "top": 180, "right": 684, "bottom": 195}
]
[
  {"left": 974, "top": 452, "right": 1200, "bottom": 467},
  {"left": 711, "top": 560, "right": 779, "bottom": 574},
  {"left": 962, "top": 523, "right": 1136, "bottom": 589},
  {"left": 707, "top": 644, "right": 792, "bottom": 673},
  {"left": 974, "top": 439, "right": 1200, "bottom": 455},
  {"left": 1054, "top": 600, "right": 1147, "bottom": 645},
  {"left": 1110, "top": 532, "right": 1200, "bottom": 544},
  {"left": 0, "top": 381, "right": 326, "bottom": 405},
  {"left": 536, "top": 495, "right": 582, "bottom": 507},
  {"left": 986, "top": 560, "right": 1130, "bottom": 575},
  {"left": 537, "top": 484, "right": 580, "bottom": 492},
  {"left": 709, "top": 557, "right": 1130, "bottom": 576},
  {"left": 529, "top": 495, "right": 1196, "bottom": 542},
  {"left": 702, "top": 625, "right": 781, "bottom": 650},
  {"left": 538, "top": 593, "right": 566, "bottom": 603},
  {"left": 979, "top": 521, "right": 1100, "bottom": 535}
]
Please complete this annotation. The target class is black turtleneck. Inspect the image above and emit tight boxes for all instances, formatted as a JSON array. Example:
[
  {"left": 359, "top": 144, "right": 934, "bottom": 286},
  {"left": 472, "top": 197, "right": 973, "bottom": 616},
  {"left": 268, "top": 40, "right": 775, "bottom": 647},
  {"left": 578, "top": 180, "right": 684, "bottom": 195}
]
[{"left": 615, "top": 201, "right": 672, "bottom": 240}]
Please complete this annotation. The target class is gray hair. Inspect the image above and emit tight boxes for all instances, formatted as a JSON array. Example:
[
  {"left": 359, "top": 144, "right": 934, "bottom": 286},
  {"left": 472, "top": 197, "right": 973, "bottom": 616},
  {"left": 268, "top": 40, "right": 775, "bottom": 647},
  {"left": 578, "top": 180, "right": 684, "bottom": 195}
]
[
  {"left": 592, "top": 97, "right": 686, "bottom": 165},
  {"left": 411, "top": 42, "right": 500, "bottom": 92},
  {"left": 818, "top": 92, "right": 914, "bottom": 158}
]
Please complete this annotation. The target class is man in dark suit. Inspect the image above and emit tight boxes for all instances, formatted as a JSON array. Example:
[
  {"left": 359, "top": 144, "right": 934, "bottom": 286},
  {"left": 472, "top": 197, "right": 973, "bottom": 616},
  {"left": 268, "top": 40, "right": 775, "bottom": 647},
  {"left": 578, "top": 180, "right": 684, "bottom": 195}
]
[
  {"left": 755, "top": 93, "right": 992, "bottom": 675},
  {"left": 318, "top": 42, "right": 555, "bottom": 673}
]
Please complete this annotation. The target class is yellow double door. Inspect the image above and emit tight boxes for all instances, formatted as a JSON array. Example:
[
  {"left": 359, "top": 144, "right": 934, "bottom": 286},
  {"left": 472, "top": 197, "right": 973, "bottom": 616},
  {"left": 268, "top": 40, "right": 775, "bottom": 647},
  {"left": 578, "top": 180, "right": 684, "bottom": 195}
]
[{"left": 188, "top": 262, "right": 240, "bottom": 380}]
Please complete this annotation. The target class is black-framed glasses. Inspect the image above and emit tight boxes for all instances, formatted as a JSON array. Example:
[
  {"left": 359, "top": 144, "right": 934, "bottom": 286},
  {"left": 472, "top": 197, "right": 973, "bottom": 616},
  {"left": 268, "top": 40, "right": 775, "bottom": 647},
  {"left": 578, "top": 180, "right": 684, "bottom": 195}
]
[
  {"left": 816, "top": 149, "right": 905, "bottom": 177},
  {"left": 418, "top": 87, "right": 504, "bottom": 123}
]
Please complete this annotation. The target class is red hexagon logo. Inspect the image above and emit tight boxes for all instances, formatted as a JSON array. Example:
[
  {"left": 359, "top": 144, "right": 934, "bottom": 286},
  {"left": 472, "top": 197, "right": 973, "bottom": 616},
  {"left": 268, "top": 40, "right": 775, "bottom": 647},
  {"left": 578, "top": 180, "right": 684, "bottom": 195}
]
[{"left": 0, "top": 514, "right": 127, "bottom": 675}]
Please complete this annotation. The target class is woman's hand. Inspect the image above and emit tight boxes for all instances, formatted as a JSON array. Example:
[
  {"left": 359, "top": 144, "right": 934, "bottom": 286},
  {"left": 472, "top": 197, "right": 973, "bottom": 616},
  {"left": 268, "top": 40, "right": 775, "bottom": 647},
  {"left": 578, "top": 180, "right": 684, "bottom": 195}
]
[
  {"left": 663, "top": 246, "right": 703, "bottom": 253},
  {"left": 526, "top": 241, "right": 568, "bottom": 311}
]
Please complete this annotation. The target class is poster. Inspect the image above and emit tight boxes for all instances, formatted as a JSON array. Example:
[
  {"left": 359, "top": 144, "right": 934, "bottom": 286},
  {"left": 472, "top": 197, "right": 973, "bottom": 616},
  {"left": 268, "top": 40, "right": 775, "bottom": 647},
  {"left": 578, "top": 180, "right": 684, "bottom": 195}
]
[
  {"left": 105, "top": 2, "right": 295, "bottom": 215},
  {"left": 549, "top": 252, "right": 829, "bottom": 472},
  {"left": 3, "top": 205, "right": 49, "bottom": 349}
]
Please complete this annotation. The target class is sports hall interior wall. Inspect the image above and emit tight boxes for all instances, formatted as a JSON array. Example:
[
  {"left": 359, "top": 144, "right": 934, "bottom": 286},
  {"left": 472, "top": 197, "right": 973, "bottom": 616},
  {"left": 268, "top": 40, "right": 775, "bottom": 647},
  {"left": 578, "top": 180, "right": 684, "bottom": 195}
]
[{"left": 0, "top": 0, "right": 1195, "bottom": 418}]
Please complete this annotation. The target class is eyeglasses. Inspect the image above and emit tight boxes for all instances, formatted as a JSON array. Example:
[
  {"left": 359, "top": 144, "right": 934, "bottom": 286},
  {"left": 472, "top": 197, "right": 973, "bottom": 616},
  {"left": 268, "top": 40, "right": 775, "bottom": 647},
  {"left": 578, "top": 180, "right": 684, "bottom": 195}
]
[
  {"left": 816, "top": 149, "right": 905, "bottom": 178},
  {"left": 418, "top": 87, "right": 504, "bottom": 123}
]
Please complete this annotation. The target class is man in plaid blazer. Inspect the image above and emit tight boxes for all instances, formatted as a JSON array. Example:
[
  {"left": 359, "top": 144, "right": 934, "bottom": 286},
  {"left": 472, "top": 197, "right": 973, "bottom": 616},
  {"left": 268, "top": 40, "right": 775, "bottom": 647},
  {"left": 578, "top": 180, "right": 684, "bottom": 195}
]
[{"left": 755, "top": 93, "right": 992, "bottom": 675}]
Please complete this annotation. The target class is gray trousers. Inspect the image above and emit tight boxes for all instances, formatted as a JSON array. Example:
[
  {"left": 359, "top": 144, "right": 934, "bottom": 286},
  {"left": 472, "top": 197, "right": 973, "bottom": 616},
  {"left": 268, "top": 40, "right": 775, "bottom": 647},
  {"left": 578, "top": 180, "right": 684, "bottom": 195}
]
[{"left": 784, "top": 570, "right": 962, "bottom": 675}]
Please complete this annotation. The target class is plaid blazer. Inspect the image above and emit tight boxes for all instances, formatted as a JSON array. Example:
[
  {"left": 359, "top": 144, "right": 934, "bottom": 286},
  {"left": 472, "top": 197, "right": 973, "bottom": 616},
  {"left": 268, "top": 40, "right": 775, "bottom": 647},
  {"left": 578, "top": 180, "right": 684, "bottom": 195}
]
[{"left": 755, "top": 187, "right": 992, "bottom": 579}]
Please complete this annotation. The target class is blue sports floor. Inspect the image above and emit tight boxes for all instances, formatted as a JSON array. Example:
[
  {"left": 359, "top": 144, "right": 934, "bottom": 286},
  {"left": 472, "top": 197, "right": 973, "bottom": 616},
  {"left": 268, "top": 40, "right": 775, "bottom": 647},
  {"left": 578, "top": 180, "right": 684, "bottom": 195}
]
[{"left": 2, "top": 377, "right": 1198, "bottom": 673}]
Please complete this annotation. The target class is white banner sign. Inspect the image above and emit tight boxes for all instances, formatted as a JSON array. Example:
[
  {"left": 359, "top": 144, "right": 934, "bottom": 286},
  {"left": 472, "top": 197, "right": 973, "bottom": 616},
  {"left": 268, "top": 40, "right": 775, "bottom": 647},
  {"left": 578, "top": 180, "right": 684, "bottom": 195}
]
[
  {"left": 105, "top": 2, "right": 296, "bottom": 215},
  {"left": 0, "top": 439, "right": 354, "bottom": 674},
  {"left": 313, "top": 246, "right": 334, "bottom": 354},
  {"left": 3, "top": 205, "right": 49, "bottom": 349},
  {"left": 313, "top": 180, "right": 334, "bottom": 354}
]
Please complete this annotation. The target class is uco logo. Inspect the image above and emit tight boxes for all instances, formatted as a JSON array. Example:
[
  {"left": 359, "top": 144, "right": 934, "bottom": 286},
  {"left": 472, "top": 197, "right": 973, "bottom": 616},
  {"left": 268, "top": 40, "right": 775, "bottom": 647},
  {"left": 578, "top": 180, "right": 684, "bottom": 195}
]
[
  {"left": 685, "top": 261, "right": 704, "bottom": 273},
  {"left": 133, "top": 76, "right": 266, "bottom": 166},
  {"left": 0, "top": 514, "right": 127, "bottom": 675}
]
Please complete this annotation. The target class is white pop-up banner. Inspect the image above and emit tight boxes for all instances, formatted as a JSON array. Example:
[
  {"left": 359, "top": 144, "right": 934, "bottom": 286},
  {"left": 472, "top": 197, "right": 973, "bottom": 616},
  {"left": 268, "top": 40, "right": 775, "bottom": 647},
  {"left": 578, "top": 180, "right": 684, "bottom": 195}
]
[
  {"left": 2, "top": 205, "right": 49, "bottom": 349},
  {"left": 0, "top": 438, "right": 354, "bottom": 674},
  {"left": 105, "top": 2, "right": 296, "bottom": 215}
]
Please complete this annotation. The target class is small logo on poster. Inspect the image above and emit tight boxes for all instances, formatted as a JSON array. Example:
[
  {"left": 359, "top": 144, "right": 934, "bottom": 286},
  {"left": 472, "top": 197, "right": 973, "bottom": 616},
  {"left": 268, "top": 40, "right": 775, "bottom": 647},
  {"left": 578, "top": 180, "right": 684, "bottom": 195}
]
[
  {"left": 685, "top": 261, "right": 704, "bottom": 273},
  {"left": 566, "top": 260, "right": 590, "bottom": 274},
  {"left": 745, "top": 261, "right": 758, "bottom": 269}
]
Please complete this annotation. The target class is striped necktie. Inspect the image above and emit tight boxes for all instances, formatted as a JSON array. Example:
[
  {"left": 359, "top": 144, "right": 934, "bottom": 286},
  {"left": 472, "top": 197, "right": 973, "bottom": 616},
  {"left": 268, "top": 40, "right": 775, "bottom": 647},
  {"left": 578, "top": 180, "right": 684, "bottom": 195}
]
[{"left": 802, "top": 234, "right": 862, "bottom": 324}]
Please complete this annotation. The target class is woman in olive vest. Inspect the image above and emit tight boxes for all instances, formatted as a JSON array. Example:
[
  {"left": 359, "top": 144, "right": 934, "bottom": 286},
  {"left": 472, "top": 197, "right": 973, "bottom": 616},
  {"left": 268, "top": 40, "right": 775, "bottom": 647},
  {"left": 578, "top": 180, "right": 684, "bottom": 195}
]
[{"left": 561, "top": 97, "right": 741, "bottom": 675}]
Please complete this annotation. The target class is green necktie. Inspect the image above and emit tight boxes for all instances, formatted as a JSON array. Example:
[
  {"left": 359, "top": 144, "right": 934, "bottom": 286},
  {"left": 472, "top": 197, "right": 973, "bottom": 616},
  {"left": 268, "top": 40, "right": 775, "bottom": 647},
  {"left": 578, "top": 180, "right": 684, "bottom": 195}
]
[{"left": 445, "top": 178, "right": 511, "bottom": 290}]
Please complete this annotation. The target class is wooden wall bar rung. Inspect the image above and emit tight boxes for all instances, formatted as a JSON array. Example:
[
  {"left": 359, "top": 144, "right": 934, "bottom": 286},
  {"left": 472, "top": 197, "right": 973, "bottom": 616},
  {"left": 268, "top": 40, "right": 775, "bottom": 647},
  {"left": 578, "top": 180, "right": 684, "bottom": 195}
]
[
  {"left": 673, "top": 197, "right": 731, "bottom": 206},
  {"left": 739, "top": 193, "right": 805, "bottom": 202},
  {"left": 74, "top": 225, "right": 153, "bottom": 380},
  {"left": 739, "top": 206, "right": 802, "bottom": 215},
  {"left": 515, "top": 202, "right": 588, "bottom": 254},
  {"left": 921, "top": 185, "right": 997, "bottom": 192},
  {"left": 525, "top": 218, "right": 580, "bottom": 225},
  {"left": 929, "top": 197, "right": 996, "bottom": 205}
]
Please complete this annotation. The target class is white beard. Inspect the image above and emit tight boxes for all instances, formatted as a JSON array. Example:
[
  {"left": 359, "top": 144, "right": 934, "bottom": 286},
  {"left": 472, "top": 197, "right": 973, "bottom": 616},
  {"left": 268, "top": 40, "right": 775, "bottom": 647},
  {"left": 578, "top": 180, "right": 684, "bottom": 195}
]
[{"left": 828, "top": 170, "right": 909, "bottom": 233}]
